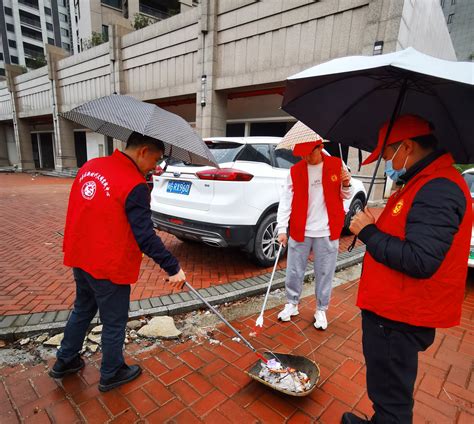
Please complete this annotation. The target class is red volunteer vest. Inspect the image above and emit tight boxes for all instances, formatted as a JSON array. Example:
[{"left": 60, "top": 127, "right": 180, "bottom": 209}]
[
  {"left": 357, "top": 153, "right": 471, "bottom": 328},
  {"left": 63, "top": 150, "right": 146, "bottom": 284},
  {"left": 289, "top": 155, "right": 345, "bottom": 242}
]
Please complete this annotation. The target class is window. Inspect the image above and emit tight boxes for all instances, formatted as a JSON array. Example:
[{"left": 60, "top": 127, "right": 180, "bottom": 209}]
[
  {"left": 11, "top": 56, "right": 19, "bottom": 64},
  {"left": 62, "top": 42, "right": 70, "bottom": 51},
  {"left": 59, "top": 13, "right": 68, "bottom": 23},
  {"left": 447, "top": 13, "right": 454, "bottom": 23},
  {"left": 273, "top": 147, "right": 299, "bottom": 169},
  {"left": 48, "top": 38, "right": 55, "bottom": 45},
  {"left": 102, "top": 25, "right": 109, "bottom": 42},
  {"left": 8, "top": 39, "right": 17, "bottom": 48},
  {"left": 0, "top": 68, "right": 5, "bottom": 76},
  {"left": 0, "top": 53, "right": 3, "bottom": 61},
  {"left": 451, "top": 0, "right": 456, "bottom": 4},
  {"left": 44, "top": 7, "right": 51, "bottom": 15},
  {"left": 6, "top": 23, "right": 14, "bottom": 32},
  {"left": 101, "top": 0, "right": 122, "bottom": 9},
  {"left": 61, "top": 28, "right": 69, "bottom": 37},
  {"left": 237, "top": 144, "right": 272, "bottom": 165},
  {"left": 46, "top": 22, "right": 53, "bottom": 31},
  {"left": 440, "top": 0, "right": 445, "bottom": 7},
  {"left": 226, "top": 123, "right": 245, "bottom": 137},
  {"left": 58, "top": 0, "right": 67, "bottom": 6},
  {"left": 4, "top": 6, "right": 12, "bottom": 15}
]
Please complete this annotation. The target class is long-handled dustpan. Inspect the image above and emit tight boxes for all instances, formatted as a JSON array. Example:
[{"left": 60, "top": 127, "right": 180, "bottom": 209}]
[{"left": 184, "top": 281, "right": 319, "bottom": 396}]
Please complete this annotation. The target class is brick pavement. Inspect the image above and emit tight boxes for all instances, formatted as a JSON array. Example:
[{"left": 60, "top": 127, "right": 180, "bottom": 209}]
[
  {"left": 0, "top": 173, "right": 367, "bottom": 317},
  {"left": 1, "top": 279, "right": 473, "bottom": 423}
]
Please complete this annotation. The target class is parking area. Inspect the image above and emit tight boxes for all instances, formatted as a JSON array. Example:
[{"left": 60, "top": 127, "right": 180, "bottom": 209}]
[{"left": 0, "top": 173, "right": 363, "bottom": 316}]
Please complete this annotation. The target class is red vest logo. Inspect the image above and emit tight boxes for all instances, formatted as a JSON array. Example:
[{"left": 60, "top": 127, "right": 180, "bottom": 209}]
[
  {"left": 392, "top": 199, "right": 404, "bottom": 216},
  {"left": 81, "top": 181, "right": 97, "bottom": 200},
  {"left": 331, "top": 174, "right": 338, "bottom": 182}
]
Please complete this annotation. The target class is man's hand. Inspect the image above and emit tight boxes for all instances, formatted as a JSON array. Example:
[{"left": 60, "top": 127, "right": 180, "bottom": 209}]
[
  {"left": 341, "top": 168, "right": 351, "bottom": 187},
  {"left": 168, "top": 269, "right": 186, "bottom": 287},
  {"left": 349, "top": 207, "right": 375, "bottom": 235},
  {"left": 278, "top": 233, "right": 288, "bottom": 247}
]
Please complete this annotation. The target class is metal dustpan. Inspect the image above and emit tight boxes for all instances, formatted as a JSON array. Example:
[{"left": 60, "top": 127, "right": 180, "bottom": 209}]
[{"left": 246, "top": 351, "right": 320, "bottom": 397}]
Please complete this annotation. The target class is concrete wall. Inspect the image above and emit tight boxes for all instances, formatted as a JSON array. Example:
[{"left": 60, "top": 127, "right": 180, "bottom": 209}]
[
  {"left": 398, "top": 0, "right": 456, "bottom": 59},
  {"left": 0, "top": 82, "right": 12, "bottom": 120},
  {"left": 14, "top": 68, "right": 51, "bottom": 118}
]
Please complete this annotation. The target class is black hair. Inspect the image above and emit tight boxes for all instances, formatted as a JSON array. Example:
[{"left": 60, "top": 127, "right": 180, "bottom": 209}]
[
  {"left": 410, "top": 133, "right": 438, "bottom": 151},
  {"left": 126, "top": 132, "right": 165, "bottom": 152}
]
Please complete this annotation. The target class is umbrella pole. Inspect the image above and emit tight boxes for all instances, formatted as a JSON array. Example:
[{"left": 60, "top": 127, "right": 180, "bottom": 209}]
[{"left": 348, "top": 79, "right": 408, "bottom": 251}]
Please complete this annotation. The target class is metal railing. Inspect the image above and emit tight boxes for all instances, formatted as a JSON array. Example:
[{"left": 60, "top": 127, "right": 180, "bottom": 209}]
[
  {"left": 18, "top": 0, "right": 39, "bottom": 9},
  {"left": 24, "top": 47, "right": 44, "bottom": 58},
  {"left": 20, "top": 15, "right": 41, "bottom": 28},
  {"left": 139, "top": 3, "right": 169, "bottom": 20},
  {"left": 21, "top": 27, "right": 43, "bottom": 41}
]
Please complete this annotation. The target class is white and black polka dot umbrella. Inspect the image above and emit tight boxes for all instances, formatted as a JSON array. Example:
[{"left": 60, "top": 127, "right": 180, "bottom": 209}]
[{"left": 60, "top": 94, "right": 218, "bottom": 167}]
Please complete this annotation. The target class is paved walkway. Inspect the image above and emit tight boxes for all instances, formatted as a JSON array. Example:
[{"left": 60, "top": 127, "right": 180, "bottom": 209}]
[
  {"left": 1, "top": 280, "right": 473, "bottom": 423},
  {"left": 0, "top": 173, "right": 366, "bottom": 317}
]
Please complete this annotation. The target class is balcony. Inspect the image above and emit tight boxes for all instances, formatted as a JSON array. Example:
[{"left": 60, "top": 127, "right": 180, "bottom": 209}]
[
  {"left": 20, "top": 15, "right": 41, "bottom": 29},
  {"left": 21, "top": 26, "right": 43, "bottom": 41},
  {"left": 139, "top": 3, "right": 170, "bottom": 20},
  {"left": 18, "top": 0, "right": 39, "bottom": 9}
]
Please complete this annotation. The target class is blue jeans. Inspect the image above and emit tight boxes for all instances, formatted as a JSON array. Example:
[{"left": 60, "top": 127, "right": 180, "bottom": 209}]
[{"left": 57, "top": 268, "right": 131, "bottom": 380}]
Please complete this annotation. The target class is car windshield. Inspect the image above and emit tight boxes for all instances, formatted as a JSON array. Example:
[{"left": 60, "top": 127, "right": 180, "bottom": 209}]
[
  {"left": 167, "top": 142, "right": 244, "bottom": 167},
  {"left": 463, "top": 172, "right": 474, "bottom": 198}
]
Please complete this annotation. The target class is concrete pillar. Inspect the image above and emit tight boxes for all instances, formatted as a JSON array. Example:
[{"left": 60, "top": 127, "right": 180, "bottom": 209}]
[
  {"left": 0, "top": 125, "right": 9, "bottom": 166},
  {"left": 109, "top": 24, "right": 133, "bottom": 95},
  {"left": 195, "top": 0, "right": 227, "bottom": 137},
  {"left": 5, "top": 65, "right": 35, "bottom": 171},
  {"left": 46, "top": 45, "right": 77, "bottom": 171}
]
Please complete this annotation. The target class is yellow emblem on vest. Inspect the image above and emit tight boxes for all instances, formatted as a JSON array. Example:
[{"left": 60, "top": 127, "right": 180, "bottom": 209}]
[
  {"left": 392, "top": 199, "right": 404, "bottom": 216},
  {"left": 331, "top": 174, "right": 338, "bottom": 182}
]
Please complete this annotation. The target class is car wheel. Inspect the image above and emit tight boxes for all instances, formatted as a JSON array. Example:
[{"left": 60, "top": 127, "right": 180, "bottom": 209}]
[
  {"left": 344, "top": 197, "right": 364, "bottom": 234},
  {"left": 253, "top": 212, "right": 286, "bottom": 267}
]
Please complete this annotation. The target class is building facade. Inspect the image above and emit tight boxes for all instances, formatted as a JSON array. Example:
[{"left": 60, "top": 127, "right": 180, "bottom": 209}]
[
  {"left": 0, "top": 0, "right": 456, "bottom": 202},
  {"left": 0, "top": 0, "right": 73, "bottom": 75},
  {"left": 440, "top": 0, "right": 474, "bottom": 61},
  {"left": 69, "top": 0, "right": 198, "bottom": 55}
]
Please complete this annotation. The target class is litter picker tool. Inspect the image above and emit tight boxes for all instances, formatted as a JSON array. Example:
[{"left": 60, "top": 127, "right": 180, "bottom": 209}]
[
  {"left": 254, "top": 243, "right": 283, "bottom": 331},
  {"left": 183, "top": 281, "right": 268, "bottom": 364}
]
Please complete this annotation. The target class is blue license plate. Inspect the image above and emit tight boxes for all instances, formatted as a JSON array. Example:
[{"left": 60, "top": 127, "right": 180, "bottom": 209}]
[{"left": 167, "top": 180, "right": 191, "bottom": 195}]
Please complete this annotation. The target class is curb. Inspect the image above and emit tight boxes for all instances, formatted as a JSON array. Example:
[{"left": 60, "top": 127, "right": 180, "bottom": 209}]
[{"left": 0, "top": 247, "right": 366, "bottom": 340}]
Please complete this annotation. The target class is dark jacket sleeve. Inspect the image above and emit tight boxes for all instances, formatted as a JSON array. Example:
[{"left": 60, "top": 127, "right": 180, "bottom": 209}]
[
  {"left": 359, "top": 178, "right": 466, "bottom": 279},
  {"left": 125, "top": 183, "right": 180, "bottom": 276}
]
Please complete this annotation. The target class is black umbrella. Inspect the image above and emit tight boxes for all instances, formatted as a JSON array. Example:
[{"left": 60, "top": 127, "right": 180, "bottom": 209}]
[
  {"left": 282, "top": 47, "right": 474, "bottom": 248},
  {"left": 61, "top": 94, "right": 219, "bottom": 167}
]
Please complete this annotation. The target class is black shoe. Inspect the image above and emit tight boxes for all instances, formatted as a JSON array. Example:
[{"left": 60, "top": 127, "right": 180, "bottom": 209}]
[
  {"left": 49, "top": 356, "right": 85, "bottom": 379},
  {"left": 341, "top": 412, "right": 371, "bottom": 423},
  {"left": 98, "top": 364, "right": 142, "bottom": 392}
]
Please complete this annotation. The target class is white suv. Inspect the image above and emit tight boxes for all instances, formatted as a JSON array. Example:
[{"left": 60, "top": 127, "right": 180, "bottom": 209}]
[{"left": 150, "top": 137, "right": 366, "bottom": 266}]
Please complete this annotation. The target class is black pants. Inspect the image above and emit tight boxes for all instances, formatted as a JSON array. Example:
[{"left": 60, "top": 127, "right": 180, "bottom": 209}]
[
  {"left": 57, "top": 268, "right": 131, "bottom": 380},
  {"left": 362, "top": 311, "right": 435, "bottom": 424}
]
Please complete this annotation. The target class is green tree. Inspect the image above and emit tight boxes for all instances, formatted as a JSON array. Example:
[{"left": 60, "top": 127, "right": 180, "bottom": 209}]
[
  {"left": 26, "top": 55, "right": 47, "bottom": 70},
  {"left": 82, "top": 32, "right": 105, "bottom": 50},
  {"left": 132, "top": 13, "right": 156, "bottom": 30}
]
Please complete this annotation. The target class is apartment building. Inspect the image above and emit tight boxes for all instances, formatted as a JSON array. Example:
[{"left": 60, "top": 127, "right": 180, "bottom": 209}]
[
  {"left": 69, "top": 0, "right": 198, "bottom": 54},
  {"left": 440, "top": 0, "right": 474, "bottom": 61},
  {"left": 0, "top": 0, "right": 73, "bottom": 75}
]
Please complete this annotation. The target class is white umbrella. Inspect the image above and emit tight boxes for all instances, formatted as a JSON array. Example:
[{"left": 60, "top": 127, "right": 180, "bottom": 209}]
[{"left": 276, "top": 121, "right": 325, "bottom": 151}]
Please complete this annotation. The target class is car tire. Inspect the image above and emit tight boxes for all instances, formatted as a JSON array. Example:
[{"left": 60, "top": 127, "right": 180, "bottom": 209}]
[
  {"left": 344, "top": 197, "right": 364, "bottom": 234},
  {"left": 253, "top": 212, "right": 286, "bottom": 267}
]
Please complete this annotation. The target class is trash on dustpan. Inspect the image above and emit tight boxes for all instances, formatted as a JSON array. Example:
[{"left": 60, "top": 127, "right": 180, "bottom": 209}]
[{"left": 258, "top": 358, "right": 312, "bottom": 393}]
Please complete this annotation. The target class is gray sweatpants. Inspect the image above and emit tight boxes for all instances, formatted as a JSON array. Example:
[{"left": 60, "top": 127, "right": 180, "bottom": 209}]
[{"left": 285, "top": 236, "right": 339, "bottom": 311}]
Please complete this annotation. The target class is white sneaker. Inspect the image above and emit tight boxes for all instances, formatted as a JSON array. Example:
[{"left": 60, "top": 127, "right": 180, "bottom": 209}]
[
  {"left": 277, "top": 304, "right": 299, "bottom": 322},
  {"left": 314, "top": 310, "right": 328, "bottom": 330}
]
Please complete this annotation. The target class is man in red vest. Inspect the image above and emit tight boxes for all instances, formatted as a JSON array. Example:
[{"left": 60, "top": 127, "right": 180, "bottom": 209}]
[
  {"left": 49, "top": 133, "right": 186, "bottom": 392},
  {"left": 343, "top": 115, "right": 471, "bottom": 423},
  {"left": 277, "top": 139, "right": 352, "bottom": 329}
]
